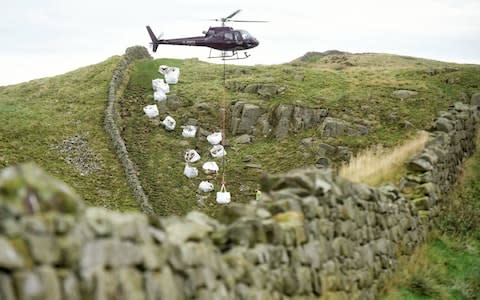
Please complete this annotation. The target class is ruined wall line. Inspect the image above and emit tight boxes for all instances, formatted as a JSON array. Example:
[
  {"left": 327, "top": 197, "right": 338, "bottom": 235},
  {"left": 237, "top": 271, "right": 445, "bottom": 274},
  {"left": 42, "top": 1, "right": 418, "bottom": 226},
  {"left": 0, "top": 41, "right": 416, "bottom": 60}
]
[{"left": 104, "top": 46, "right": 153, "bottom": 214}]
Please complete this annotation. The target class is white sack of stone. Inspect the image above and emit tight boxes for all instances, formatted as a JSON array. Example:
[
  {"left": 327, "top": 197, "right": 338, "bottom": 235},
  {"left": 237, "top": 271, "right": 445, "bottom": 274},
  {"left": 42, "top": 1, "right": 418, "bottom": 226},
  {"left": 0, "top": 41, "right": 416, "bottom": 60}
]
[
  {"left": 184, "top": 149, "right": 201, "bottom": 163},
  {"left": 162, "top": 116, "right": 176, "bottom": 131},
  {"left": 207, "top": 132, "right": 222, "bottom": 145},
  {"left": 143, "top": 104, "right": 159, "bottom": 118},
  {"left": 154, "top": 90, "right": 167, "bottom": 102},
  {"left": 210, "top": 145, "right": 226, "bottom": 158},
  {"left": 202, "top": 161, "right": 219, "bottom": 174},
  {"left": 181, "top": 125, "right": 197, "bottom": 138},
  {"left": 198, "top": 181, "right": 214, "bottom": 192},
  {"left": 165, "top": 67, "right": 180, "bottom": 84},
  {"left": 216, "top": 185, "right": 231, "bottom": 204},
  {"left": 152, "top": 78, "right": 170, "bottom": 94},
  {"left": 183, "top": 164, "right": 198, "bottom": 178},
  {"left": 158, "top": 65, "right": 169, "bottom": 75}
]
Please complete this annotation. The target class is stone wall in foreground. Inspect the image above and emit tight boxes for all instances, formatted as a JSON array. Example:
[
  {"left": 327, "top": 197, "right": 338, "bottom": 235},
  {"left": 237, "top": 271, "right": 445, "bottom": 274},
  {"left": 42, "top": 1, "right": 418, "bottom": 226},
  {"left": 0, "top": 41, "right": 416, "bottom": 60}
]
[{"left": 0, "top": 99, "right": 478, "bottom": 300}]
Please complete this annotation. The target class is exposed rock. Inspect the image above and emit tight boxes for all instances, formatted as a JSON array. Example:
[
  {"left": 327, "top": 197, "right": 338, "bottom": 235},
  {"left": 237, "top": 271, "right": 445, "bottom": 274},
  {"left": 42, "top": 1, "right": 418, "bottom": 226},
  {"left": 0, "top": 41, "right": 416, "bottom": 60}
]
[
  {"left": 318, "top": 143, "right": 337, "bottom": 156},
  {"left": 273, "top": 105, "right": 294, "bottom": 139},
  {"left": 315, "top": 157, "right": 330, "bottom": 169},
  {"left": 301, "top": 138, "right": 314, "bottom": 147},
  {"left": 391, "top": 90, "right": 418, "bottom": 99},
  {"left": 244, "top": 163, "right": 262, "bottom": 169},
  {"left": 291, "top": 106, "right": 328, "bottom": 132},
  {"left": 471, "top": 92, "right": 480, "bottom": 106},
  {"left": 194, "top": 102, "right": 212, "bottom": 112},
  {"left": 320, "top": 117, "right": 368, "bottom": 138},
  {"left": 257, "top": 84, "right": 285, "bottom": 98},
  {"left": 337, "top": 147, "right": 353, "bottom": 162},
  {"left": 0, "top": 237, "right": 24, "bottom": 270},
  {"left": 234, "top": 134, "right": 254, "bottom": 144},
  {"left": 231, "top": 102, "right": 262, "bottom": 135}
]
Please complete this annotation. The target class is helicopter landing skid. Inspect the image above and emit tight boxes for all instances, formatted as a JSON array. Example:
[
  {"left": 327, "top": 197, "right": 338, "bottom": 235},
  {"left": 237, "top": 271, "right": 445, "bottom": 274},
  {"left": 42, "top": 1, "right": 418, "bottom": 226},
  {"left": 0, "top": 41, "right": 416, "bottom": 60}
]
[{"left": 208, "top": 50, "right": 250, "bottom": 60}]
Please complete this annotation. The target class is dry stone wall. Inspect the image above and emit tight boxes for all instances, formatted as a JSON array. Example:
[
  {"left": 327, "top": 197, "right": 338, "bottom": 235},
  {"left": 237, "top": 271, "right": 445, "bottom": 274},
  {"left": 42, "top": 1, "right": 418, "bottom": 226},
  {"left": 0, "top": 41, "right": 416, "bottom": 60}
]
[
  {"left": 1, "top": 66, "right": 478, "bottom": 300},
  {"left": 104, "top": 46, "right": 153, "bottom": 214},
  {"left": 401, "top": 101, "right": 479, "bottom": 223}
]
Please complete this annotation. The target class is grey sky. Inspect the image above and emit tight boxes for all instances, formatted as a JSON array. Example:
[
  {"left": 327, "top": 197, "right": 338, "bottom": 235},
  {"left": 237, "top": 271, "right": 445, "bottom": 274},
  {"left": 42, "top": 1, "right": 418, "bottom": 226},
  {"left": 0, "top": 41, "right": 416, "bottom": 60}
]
[{"left": 1, "top": 0, "right": 479, "bottom": 85}]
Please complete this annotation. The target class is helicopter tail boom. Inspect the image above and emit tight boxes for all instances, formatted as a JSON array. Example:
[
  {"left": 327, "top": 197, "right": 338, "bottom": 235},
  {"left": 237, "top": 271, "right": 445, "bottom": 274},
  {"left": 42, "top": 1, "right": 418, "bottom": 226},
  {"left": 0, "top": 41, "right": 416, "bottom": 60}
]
[{"left": 146, "top": 26, "right": 160, "bottom": 52}]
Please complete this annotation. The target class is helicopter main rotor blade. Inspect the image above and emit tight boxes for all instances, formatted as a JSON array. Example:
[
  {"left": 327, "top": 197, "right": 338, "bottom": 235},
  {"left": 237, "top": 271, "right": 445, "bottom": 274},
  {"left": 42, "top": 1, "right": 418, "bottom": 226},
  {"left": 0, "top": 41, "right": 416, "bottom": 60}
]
[
  {"left": 225, "top": 9, "right": 241, "bottom": 20},
  {"left": 229, "top": 20, "right": 269, "bottom": 23}
]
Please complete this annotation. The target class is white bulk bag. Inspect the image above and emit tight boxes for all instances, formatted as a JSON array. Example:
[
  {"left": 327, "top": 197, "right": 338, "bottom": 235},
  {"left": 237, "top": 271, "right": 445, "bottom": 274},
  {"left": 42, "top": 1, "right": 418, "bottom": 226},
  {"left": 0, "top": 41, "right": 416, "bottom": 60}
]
[
  {"left": 152, "top": 78, "right": 170, "bottom": 94},
  {"left": 143, "top": 105, "right": 159, "bottom": 118},
  {"left": 198, "top": 181, "right": 214, "bottom": 193},
  {"left": 183, "top": 164, "right": 198, "bottom": 178},
  {"left": 202, "top": 161, "right": 219, "bottom": 174},
  {"left": 207, "top": 132, "right": 222, "bottom": 145},
  {"left": 158, "top": 65, "right": 169, "bottom": 75},
  {"left": 210, "top": 145, "right": 226, "bottom": 158},
  {"left": 165, "top": 67, "right": 180, "bottom": 84},
  {"left": 216, "top": 184, "right": 231, "bottom": 204},
  {"left": 162, "top": 116, "right": 176, "bottom": 131},
  {"left": 181, "top": 125, "right": 197, "bottom": 138},
  {"left": 184, "top": 149, "right": 201, "bottom": 163},
  {"left": 154, "top": 90, "right": 167, "bottom": 102}
]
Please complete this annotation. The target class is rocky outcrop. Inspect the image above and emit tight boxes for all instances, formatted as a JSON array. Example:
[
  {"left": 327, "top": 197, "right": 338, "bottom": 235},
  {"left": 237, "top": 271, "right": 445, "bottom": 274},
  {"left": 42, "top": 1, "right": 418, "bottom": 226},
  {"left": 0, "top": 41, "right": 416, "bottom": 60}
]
[
  {"left": 231, "top": 102, "right": 263, "bottom": 135},
  {"left": 230, "top": 103, "right": 328, "bottom": 139},
  {"left": 229, "top": 102, "right": 372, "bottom": 140},
  {"left": 320, "top": 117, "right": 369, "bottom": 138}
]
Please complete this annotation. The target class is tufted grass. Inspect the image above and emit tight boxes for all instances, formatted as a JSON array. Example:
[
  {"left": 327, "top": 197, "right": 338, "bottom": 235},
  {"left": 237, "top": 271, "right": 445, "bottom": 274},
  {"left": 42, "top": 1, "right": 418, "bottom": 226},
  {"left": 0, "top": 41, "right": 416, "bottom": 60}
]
[{"left": 338, "top": 130, "right": 429, "bottom": 186}]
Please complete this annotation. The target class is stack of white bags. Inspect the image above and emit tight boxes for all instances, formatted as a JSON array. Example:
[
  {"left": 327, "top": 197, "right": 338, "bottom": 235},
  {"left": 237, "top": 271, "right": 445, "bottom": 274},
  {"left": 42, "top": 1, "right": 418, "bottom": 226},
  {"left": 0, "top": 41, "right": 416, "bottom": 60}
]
[{"left": 144, "top": 65, "right": 181, "bottom": 117}]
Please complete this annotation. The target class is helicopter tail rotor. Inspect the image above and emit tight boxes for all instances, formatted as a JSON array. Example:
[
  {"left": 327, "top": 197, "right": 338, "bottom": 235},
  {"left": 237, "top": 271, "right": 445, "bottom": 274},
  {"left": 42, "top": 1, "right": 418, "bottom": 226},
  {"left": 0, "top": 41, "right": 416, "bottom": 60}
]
[{"left": 146, "top": 26, "right": 160, "bottom": 52}]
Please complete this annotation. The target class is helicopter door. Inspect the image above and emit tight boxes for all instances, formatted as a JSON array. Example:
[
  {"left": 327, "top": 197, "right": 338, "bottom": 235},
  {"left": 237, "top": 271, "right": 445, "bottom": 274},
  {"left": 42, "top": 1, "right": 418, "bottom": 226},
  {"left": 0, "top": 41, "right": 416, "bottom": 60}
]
[
  {"left": 233, "top": 31, "right": 243, "bottom": 45},
  {"left": 224, "top": 32, "right": 234, "bottom": 41}
]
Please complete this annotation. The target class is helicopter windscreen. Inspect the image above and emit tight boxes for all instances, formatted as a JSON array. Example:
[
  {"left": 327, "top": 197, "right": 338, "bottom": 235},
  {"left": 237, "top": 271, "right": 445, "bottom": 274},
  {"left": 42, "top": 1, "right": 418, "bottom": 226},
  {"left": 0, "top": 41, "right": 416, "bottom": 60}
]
[{"left": 239, "top": 30, "right": 255, "bottom": 40}]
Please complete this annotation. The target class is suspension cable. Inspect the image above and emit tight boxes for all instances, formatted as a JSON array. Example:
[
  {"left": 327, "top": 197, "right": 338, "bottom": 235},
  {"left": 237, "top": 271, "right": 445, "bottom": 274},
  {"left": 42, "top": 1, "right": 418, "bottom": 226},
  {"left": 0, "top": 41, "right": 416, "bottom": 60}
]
[{"left": 220, "top": 54, "right": 227, "bottom": 187}]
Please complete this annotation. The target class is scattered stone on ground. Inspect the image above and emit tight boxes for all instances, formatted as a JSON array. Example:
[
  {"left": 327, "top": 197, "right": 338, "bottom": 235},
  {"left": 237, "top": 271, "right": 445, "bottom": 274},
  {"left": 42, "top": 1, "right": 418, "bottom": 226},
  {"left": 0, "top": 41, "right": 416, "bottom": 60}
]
[
  {"left": 391, "top": 90, "right": 418, "bottom": 99},
  {"left": 56, "top": 135, "right": 102, "bottom": 176},
  {"left": 234, "top": 134, "right": 254, "bottom": 144}
]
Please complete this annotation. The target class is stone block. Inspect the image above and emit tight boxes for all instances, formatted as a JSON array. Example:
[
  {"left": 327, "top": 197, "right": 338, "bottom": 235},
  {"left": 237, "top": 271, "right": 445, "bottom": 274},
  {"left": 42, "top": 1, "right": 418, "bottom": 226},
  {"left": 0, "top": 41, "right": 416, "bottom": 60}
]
[{"left": 0, "top": 237, "right": 24, "bottom": 270}]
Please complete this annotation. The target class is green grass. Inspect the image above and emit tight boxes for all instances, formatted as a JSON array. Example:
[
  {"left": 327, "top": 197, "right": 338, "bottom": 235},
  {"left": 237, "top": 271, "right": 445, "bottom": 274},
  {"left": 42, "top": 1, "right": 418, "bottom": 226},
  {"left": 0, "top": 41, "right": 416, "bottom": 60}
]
[
  {"left": 0, "top": 57, "right": 138, "bottom": 211},
  {"left": 117, "top": 53, "right": 480, "bottom": 215}
]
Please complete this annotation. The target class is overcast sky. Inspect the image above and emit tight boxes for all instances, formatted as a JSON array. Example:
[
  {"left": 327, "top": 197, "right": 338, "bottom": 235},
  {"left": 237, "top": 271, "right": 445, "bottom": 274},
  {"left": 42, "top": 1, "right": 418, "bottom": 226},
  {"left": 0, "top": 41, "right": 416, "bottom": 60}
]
[{"left": 1, "top": 0, "right": 479, "bottom": 86}]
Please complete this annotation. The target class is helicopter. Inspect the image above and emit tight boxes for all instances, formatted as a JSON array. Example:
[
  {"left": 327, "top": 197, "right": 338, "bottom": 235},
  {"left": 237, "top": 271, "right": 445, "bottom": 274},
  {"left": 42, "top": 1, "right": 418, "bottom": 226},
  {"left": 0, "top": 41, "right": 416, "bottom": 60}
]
[{"left": 146, "top": 9, "right": 266, "bottom": 60}]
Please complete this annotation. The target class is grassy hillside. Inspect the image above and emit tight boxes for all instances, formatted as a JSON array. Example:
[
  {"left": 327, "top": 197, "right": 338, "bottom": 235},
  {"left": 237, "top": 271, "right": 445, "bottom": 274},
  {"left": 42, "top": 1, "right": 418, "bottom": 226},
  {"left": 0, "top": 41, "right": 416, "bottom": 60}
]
[
  {"left": 0, "top": 57, "right": 138, "bottom": 211},
  {"left": 118, "top": 52, "right": 480, "bottom": 216}
]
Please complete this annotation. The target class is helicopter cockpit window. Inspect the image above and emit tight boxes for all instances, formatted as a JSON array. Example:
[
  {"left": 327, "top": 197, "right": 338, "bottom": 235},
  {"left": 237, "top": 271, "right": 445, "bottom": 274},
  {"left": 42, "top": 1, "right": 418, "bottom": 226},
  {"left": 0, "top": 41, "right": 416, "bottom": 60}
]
[
  {"left": 224, "top": 32, "right": 233, "bottom": 40},
  {"left": 240, "top": 30, "right": 253, "bottom": 40},
  {"left": 233, "top": 31, "right": 242, "bottom": 41}
]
